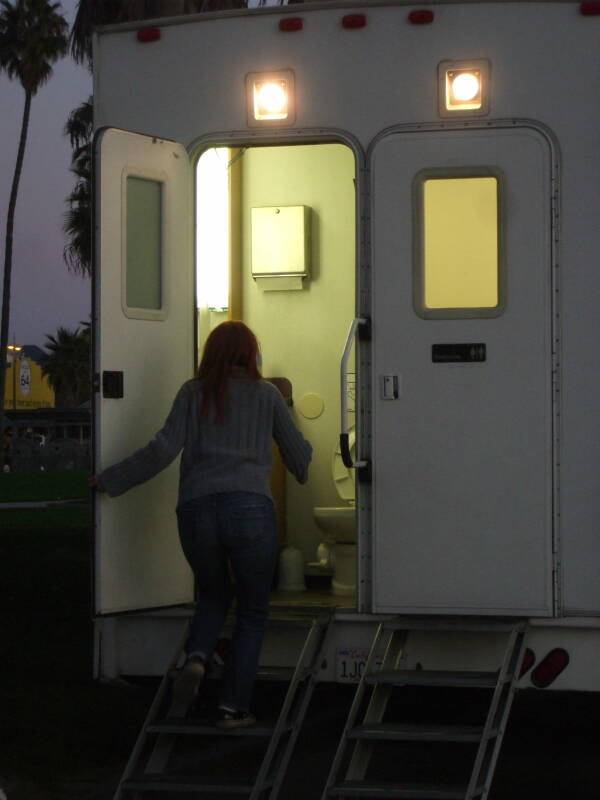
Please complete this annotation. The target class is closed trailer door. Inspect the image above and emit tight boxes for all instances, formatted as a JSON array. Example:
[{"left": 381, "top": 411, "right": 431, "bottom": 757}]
[
  {"left": 371, "top": 127, "right": 554, "bottom": 616},
  {"left": 94, "top": 128, "right": 194, "bottom": 615}
]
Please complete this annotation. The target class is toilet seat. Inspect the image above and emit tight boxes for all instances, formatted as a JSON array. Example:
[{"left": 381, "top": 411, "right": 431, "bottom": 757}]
[{"left": 312, "top": 427, "right": 358, "bottom": 596}]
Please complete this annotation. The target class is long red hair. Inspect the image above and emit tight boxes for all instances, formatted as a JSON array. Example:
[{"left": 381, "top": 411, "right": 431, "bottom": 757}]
[{"left": 197, "top": 321, "right": 262, "bottom": 421}]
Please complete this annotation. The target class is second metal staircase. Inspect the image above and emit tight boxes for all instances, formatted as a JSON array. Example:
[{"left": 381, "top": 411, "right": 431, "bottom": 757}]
[{"left": 321, "top": 616, "right": 527, "bottom": 800}]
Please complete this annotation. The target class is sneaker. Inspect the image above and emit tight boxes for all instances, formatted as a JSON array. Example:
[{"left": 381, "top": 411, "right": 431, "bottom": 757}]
[
  {"left": 173, "top": 657, "right": 206, "bottom": 703},
  {"left": 214, "top": 707, "right": 256, "bottom": 730}
]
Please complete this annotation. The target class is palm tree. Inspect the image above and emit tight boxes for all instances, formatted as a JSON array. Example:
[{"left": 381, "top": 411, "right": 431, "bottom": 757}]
[
  {"left": 63, "top": 96, "right": 93, "bottom": 275},
  {"left": 70, "top": 1, "right": 247, "bottom": 68},
  {"left": 0, "top": 0, "right": 68, "bottom": 462},
  {"left": 70, "top": 0, "right": 125, "bottom": 67},
  {"left": 65, "top": 1, "right": 247, "bottom": 276},
  {"left": 40, "top": 322, "right": 91, "bottom": 407}
]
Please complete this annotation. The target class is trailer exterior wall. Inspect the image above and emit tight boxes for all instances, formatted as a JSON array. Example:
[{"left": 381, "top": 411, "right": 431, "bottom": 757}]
[{"left": 94, "top": 3, "right": 600, "bottom": 615}]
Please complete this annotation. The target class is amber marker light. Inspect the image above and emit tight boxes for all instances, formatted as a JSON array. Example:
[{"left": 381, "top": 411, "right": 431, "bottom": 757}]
[
  {"left": 246, "top": 69, "right": 296, "bottom": 127},
  {"left": 438, "top": 60, "right": 490, "bottom": 117}
]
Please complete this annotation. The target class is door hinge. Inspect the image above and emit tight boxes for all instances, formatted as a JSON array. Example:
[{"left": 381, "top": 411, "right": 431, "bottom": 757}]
[
  {"left": 357, "top": 461, "right": 372, "bottom": 484},
  {"left": 358, "top": 316, "right": 371, "bottom": 342}
]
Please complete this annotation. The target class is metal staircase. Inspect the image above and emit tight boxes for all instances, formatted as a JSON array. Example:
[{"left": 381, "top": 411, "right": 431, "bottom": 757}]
[
  {"left": 321, "top": 616, "right": 527, "bottom": 800},
  {"left": 114, "top": 610, "right": 334, "bottom": 799}
]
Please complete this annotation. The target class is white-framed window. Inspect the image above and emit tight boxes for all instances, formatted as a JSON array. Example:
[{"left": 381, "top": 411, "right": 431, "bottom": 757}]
[
  {"left": 122, "top": 172, "right": 167, "bottom": 320},
  {"left": 413, "top": 168, "right": 504, "bottom": 319}
]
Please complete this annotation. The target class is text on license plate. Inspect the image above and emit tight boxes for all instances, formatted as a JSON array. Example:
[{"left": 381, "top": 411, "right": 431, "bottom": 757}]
[{"left": 336, "top": 647, "right": 383, "bottom": 683}]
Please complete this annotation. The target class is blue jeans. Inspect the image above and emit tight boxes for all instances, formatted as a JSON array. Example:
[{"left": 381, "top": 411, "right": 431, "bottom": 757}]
[{"left": 176, "top": 492, "right": 277, "bottom": 712}]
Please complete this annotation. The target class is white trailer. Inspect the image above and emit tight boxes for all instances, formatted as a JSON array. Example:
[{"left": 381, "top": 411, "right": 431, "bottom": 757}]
[{"left": 93, "top": 0, "right": 600, "bottom": 692}]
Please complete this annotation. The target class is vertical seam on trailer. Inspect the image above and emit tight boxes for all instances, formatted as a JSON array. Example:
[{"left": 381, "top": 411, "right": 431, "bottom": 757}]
[
  {"left": 549, "top": 135, "right": 562, "bottom": 617},
  {"left": 358, "top": 156, "right": 373, "bottom": 614}
]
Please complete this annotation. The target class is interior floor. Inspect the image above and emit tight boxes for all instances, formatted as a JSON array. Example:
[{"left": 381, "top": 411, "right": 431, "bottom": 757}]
[{"left": 269, "top": 589, "right": 356, "bottom": 611}]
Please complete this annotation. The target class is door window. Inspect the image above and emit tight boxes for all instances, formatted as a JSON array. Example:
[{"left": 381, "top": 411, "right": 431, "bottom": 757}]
[
  {"left": 124, "top": 175, "right": 164, "bottom": 318},
  {"left": 414, "top": 170, "right": 503, "bottom": 318}
]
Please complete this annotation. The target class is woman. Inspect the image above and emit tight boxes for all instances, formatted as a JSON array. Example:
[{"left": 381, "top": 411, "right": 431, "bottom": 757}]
[{"left": 91, "top": 321, "right": 312, "bottom": 728}]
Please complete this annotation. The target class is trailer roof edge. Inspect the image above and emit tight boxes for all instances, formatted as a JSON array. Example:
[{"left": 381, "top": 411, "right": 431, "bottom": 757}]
[{"left": 95, "top": 0, "right": 583, "bottom": 36}]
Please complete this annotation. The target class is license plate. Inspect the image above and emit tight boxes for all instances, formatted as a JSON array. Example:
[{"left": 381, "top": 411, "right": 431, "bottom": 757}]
[{"left": 336, "top": 647, "right": 382, "bottom": 683}]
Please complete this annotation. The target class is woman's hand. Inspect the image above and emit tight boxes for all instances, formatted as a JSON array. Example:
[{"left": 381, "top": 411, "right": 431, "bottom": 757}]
[{"left": 89, "top": 474, "right": 106, "bottom": 493}]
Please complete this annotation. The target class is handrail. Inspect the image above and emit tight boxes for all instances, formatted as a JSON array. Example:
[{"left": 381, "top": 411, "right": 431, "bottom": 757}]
[{"left": 340, "top": 317, "right": 369, "bottom": 470}]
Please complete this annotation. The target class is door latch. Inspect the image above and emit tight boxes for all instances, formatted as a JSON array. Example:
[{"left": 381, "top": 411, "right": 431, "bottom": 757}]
[{"left": 381, "top": 374, "right": 400, "bottom": 400}]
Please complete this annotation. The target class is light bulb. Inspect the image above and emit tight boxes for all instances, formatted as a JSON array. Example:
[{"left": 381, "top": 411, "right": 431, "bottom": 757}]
[
  {"left": 452, "top": 72, "right": 480, "bottom": 102},
  {"left": 257, "top": 82, "right": 287, "bottom": 114}
]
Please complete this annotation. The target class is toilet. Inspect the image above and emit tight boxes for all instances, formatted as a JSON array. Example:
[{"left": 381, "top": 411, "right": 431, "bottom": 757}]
[{"left": 313, "top": 429, "right": 357, "bottom": 596}]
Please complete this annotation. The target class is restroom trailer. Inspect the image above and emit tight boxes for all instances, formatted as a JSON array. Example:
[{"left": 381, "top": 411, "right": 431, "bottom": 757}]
[{"left": 93, "top": 0, "right": 600, "bottom": 692}]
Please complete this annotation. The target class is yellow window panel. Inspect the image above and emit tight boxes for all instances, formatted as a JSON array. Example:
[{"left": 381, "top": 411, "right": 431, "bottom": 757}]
[{"left": 423, "top": 176, "right": 498, "bottom": 310}]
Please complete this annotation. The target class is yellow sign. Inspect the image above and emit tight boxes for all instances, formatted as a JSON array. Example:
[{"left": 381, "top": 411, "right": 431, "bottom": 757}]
[{"left": 4, "top": 358, "right": 54, "bottom": 409}]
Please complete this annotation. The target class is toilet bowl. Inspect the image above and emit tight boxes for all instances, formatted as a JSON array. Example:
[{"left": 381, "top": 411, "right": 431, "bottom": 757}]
[{"left": 312, "top": 429, "right": 357, "bottom": 596}]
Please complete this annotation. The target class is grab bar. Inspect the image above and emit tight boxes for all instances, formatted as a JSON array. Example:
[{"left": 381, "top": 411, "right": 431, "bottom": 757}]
[{"left": 340, "top": 317, "right": 369, "bottom": 470}]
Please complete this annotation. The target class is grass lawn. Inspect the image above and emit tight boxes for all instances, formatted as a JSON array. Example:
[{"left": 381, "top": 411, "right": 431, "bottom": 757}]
[
  {"left": 1, "top": 471, "right": 149, "bottom": 797},
  {"left": 0, "top": 525, "right": 155, "bottom": 799},
  {"left": 0, "top": 470, "right": 91, "bottom": 531},
  {"left": 0, "top": 470, "right": 89, "bottom": 503}
]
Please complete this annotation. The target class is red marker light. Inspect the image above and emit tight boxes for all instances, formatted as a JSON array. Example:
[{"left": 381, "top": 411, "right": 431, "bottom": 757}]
[
  {"left": 279, "top": 18, "right": 303, "bottom": 32},
  {"left": 530, "top": 648, "right": 570, "bottom": 688},
  {"left": 137, "top": 28, "right": 161, "bottom": 43},
  {"left": 519, "top": 647, "right": 536, "bottom": 678},
  {"left": 342, "top": 14, "right": 367, "bottom": 29},
  {"left": 580, "top": 2, "right": 600, "bottom": 14},
  {"left": 409, "top": 10, "right": 434, "bottom": 24}
]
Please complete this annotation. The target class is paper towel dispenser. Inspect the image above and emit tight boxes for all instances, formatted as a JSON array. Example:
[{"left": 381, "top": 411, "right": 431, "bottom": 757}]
[{"left": 251, "top": 205, "right": 311, "bottom": 290}]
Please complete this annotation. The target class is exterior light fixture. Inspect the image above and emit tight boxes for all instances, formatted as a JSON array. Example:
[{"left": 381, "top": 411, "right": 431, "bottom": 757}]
[
  {"left": 438, "top": 59, "right": 491, "bottom": 117},
  {"left": 254, "top": 81, "right": 288, "bottom": 120},
  {"left": 449, "top": 71, "right": 481, "bottom": 105},
  {"left": 6, "top": 344, "right": 22, "bottom": 362},
  {"left": 246, "top": 69, "right": 296, "bottom": 127}
]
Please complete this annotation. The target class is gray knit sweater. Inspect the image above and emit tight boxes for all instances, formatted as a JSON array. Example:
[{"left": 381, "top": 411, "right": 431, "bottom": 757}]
[{"left": 100, "top": 373, "right": 312, "bottom": 506}]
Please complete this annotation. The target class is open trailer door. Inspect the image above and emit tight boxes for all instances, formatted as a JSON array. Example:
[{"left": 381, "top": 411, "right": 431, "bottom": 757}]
[{"left": 93, "top": 128, "right": 194, "bottom": 615}]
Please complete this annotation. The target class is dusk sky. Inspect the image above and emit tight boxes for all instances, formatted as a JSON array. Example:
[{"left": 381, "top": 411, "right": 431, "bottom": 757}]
[{"left": 0, "top": 0, "right": 91, "bottom": 349}]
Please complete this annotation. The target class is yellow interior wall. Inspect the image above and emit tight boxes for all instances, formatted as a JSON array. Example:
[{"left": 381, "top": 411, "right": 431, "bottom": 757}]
[
  {"left": 4, "top": 359, "right": 54, "bottom": 409},
  {"left": 241, "top": 143, "right": 356, "bottom": 563}
]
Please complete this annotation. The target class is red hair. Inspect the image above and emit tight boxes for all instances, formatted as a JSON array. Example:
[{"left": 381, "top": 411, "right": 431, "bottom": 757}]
[{"left": 197, "top": 321, "right": 262, "bottom": 421}]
